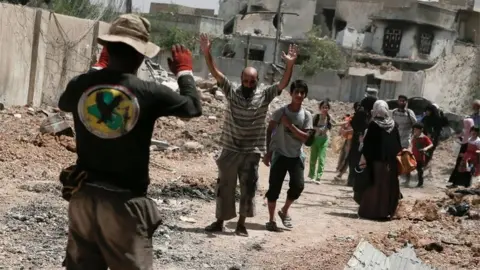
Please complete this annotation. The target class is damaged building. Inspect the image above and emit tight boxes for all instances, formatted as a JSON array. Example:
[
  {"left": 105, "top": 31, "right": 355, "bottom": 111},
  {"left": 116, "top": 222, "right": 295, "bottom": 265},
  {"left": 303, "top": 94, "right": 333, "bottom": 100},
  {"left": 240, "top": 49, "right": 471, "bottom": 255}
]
[
  {"left": 219, "top": 0, "right": 317, "bottom": 38},
  {"left": 149, "top": 0, "right": 479, "bottom": 114},
  {"left": 148, "top": 2, "right": 224, "bottom": 37},
  {"left": 311, "top": 0, "right": 480, "bottom": 112},
  {"left": 335, "top": 0, "right": 457, "bottom": 65}
]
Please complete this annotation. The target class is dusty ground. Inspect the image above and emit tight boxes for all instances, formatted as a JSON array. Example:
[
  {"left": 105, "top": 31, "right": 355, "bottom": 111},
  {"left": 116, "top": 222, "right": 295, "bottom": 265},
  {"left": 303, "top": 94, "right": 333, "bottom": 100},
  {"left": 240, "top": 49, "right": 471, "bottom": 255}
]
[{"left": 0, "top": 88, "right": 479, "bottom": 269}]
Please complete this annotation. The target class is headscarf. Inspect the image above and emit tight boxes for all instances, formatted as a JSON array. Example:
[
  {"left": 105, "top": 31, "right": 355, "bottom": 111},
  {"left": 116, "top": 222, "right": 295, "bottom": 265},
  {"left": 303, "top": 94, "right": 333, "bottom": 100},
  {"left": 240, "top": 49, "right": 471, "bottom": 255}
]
[
  {"left": 425, "top": 104, "right": 439, "bottom": 117},
  {"left": 473, "top": 100, "right": 480, "bottom": 108},
  {"left": 462, "top": 118, "right": 474, "bottom": 144},
  {"left": 371, "top": 100, "right": 395, "bottom": 133}
]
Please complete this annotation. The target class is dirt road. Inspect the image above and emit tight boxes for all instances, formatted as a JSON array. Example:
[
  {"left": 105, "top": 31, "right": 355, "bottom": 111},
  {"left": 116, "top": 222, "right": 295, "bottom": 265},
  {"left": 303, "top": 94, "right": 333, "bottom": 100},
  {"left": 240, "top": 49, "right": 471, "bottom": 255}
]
[
  {"left": 152, "top": 153, "right": 447, "bottom": 270},
  {"left": 0, "top": 140, "right": 447, "bottom": 269},
  {"left": 0, "top": 104, "right": 479, "bottom": 269}
]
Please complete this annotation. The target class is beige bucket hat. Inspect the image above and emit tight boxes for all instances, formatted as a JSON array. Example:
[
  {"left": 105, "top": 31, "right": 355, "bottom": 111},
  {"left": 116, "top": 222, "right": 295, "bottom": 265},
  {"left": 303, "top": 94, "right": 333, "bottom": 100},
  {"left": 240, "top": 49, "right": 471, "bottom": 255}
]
[{"left": 98, "top": 14, "right": 160, "bottom": 58}]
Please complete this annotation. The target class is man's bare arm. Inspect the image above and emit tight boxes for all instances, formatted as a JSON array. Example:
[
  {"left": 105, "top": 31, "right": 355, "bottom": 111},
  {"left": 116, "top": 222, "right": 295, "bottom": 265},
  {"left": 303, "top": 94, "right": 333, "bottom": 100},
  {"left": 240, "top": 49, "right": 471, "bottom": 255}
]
[
  {"left": 277, "top": 44, "right": 298, "bottom": 92},
  {"left": 277, "top": 61, "right": 294, "bottom": 92},
  {"left": 200, "top": 33, "right": 225, "bottom": 85}
]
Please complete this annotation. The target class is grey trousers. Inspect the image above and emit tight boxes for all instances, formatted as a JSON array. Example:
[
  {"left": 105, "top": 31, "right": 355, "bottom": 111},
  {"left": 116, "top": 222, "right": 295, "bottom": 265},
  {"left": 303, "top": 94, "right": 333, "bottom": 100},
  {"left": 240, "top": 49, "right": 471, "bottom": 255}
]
[
  {"left": 215, "top": 149, "right": 261, "bottom": 220},
  {"left": 65, "top": 184, "right": 162, "bottom": 270}
]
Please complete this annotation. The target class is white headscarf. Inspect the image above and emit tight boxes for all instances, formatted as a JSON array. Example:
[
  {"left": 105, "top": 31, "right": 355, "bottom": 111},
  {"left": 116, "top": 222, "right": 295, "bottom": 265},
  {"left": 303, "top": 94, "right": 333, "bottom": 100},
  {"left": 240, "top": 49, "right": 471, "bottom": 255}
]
[
  {"left": 371, "top": 100, "right": 395, "bottom": 133},
  {"left": 462, "top": 118, "right": 474, "bottom": 144}
]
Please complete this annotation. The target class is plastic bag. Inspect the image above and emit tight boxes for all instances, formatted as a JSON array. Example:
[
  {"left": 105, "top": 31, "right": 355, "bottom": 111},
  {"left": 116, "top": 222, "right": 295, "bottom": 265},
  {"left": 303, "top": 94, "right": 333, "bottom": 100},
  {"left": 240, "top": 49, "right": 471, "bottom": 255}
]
[{"left": 331, "top": 135, "right": 345, "bottom": 154}]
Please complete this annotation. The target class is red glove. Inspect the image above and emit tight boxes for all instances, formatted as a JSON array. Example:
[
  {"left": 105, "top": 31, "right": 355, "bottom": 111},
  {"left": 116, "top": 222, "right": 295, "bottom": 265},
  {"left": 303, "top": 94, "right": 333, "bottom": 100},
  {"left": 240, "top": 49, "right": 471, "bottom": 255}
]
[
  {"left": 167, "top": 45, "right": 193, "bottom": 75},
  {"left": 93, "top": 47, "right": 109, "bottom": 69}
]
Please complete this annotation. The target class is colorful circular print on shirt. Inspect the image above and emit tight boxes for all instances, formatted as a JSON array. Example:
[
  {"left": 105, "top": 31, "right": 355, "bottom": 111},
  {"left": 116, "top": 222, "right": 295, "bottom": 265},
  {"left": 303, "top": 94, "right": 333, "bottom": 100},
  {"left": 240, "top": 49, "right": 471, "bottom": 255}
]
[{"left": 77, "top": 84, "right": 140, "bottom": 139}]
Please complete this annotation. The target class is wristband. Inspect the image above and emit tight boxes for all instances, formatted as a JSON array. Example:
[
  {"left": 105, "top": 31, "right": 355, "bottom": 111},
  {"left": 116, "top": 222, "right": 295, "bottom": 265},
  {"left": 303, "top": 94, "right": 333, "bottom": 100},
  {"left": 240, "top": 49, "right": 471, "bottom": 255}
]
[{"left": 177, "top": 70, "right": 193, "bottom": 79}]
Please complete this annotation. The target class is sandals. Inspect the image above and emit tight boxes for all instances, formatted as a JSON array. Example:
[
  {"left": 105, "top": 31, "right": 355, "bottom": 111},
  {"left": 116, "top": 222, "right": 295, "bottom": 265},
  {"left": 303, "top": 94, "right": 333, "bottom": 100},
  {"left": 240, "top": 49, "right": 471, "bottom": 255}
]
[
  {"left": 205, "top": 221, "right": 224, "bottom": 233},
  {"left": 278, "top": 210, "right": 293, "bottom": 228},
  {"left": 266, "top": 221, "right": 281, "bottom": 232}
]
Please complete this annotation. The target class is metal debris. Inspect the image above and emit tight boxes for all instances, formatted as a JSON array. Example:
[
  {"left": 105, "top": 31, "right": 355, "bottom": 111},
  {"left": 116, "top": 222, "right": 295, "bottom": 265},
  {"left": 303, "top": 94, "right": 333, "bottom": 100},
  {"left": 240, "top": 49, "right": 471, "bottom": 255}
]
[
  {"left": 39, "top": 114, "right": 74, "bottom": 137},
  {"left": 345, "top": 240, "right": 436, "bottom": 270},
  {"left": 151, "top": 139, "right": 170, "bottom": 150}
]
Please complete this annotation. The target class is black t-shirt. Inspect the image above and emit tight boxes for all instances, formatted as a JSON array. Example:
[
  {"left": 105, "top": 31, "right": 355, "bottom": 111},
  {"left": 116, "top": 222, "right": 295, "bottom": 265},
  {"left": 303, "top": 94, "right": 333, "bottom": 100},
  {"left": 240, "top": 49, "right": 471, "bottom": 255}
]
[{"left": 58, "top": 69, "right": 201, "bottom": 194}]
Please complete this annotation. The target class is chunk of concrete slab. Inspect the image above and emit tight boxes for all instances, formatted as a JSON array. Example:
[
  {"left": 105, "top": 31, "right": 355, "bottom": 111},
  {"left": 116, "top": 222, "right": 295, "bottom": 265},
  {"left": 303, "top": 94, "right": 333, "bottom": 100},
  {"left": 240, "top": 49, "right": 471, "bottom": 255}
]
[{"left": 345, "top": 240, "right": 436, "bottom": 270}]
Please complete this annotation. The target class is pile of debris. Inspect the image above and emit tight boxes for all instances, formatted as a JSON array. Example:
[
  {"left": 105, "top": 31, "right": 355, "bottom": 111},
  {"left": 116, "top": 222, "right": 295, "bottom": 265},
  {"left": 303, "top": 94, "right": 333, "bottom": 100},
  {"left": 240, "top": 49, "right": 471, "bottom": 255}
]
[
  {"left": 394, "top": 184, "right": 480, "bottom": 222},
  {"left": 355, "top": 184, "right": 480, "bottom": 269}
]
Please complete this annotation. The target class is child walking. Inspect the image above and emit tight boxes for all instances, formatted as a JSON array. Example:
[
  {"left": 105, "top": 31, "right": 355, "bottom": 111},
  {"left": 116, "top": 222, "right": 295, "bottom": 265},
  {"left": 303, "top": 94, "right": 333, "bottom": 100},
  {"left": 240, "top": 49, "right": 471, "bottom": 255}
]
[
  {"left": 458, "top": 126, "right": 480, "bottom": 184},
  {"left": 309, "top": 99, "right": 333, "bottom": 181},
  {"left": 411, "top": 123, "right": 434, "bottom": 188},
  {"left": 263, "top": 80, "right": 313, "bottom": 231},
  {"left": 334, "top": 114, "right": 353, "bottom": 181}
]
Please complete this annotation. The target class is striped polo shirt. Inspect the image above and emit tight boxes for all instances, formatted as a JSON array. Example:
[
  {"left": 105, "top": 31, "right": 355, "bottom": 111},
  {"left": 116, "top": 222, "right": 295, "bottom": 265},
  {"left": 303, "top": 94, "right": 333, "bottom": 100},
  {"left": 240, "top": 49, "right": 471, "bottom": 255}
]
[{"left": 218, "top": 78, "right": 279, "bottom": 154}]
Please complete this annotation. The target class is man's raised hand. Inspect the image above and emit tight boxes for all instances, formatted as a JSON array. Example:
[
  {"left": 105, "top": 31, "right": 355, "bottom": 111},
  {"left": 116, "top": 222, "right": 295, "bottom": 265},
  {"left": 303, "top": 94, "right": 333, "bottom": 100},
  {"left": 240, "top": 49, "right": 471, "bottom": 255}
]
[
  {"left": 199, "top": 33, "right": 211, "bottom": 55},
  {"left": 281, "top": 44, "right": 298, "bottom": 64}
]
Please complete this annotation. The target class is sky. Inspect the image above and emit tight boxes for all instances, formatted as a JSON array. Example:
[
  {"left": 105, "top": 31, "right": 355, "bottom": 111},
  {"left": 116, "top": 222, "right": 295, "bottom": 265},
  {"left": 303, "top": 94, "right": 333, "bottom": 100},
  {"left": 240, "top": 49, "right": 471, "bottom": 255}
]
[{"left": 134, "top": 0, "right": 220, "bottom": 13}]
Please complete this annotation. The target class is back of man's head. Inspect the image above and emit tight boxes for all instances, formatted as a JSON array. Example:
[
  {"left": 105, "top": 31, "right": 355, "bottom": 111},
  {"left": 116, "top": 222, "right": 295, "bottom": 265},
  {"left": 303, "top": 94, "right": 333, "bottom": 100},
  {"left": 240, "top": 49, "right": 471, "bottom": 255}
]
[{"left": 107, "top": 42, "right": 144, "bottom": 69}]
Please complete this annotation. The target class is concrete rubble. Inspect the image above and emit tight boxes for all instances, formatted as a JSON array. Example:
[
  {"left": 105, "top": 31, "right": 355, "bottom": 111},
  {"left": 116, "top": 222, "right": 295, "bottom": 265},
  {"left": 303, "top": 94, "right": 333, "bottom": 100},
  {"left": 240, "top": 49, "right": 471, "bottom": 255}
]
[{"left": 345, "top": 240, "right": 435, "bottom": 270}]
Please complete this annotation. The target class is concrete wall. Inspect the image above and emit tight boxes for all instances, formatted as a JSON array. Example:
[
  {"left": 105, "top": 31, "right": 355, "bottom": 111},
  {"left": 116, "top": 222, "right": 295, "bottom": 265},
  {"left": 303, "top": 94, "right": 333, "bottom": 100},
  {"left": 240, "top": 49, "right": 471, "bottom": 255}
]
[
  {"left": 371, "top": 21, "right": 455, "bottom": 61},
  {"left": 149, "top": 13, "right": 224, "bottom": 36},
  {"left": 317, "top": 0, "right": 337, "bottom": 9},
  {"left": 234, "top": 14, "right": 276, "bottom": 36},
  {"left": 199, "top": 17, "right": 224, "bottom": 36},
  {"left": 372, "top": 2, "right": 458, "bottom": 30},
  {"left": 0, "top": 3, "right": 36, "bottom": 106},
  {"left": 230, "top": 36, "right": 278, "bottom": 63},
  {"left": 211, "top": 35, "right": 292, "bottom": 64},
  {"left": 336, "top": 27, "right": 373, "bottom": 50},
  {"left": 395, "top": 70, "right": 425, "bottom": 98},
  {"left": 424, "top": 44, "right": 480, "bottom": 114},
  {"left": 335, "top": 0, "right": 386, "bottom": 31},
  {"left": 218, "top": 0, "right": 247, "bottom": 21},
  {"left": 150, "top": 3, "right": 215, "bottom": 16},
  {"left": 42, "top": 12, "right": 96, "bottom": 106},
  {"left": 336, "top": 0, "right": 458, "bottom": 32},
  {"left": 475, "top": 0, "right": 480, "bottom": 12},
  {"left": 458, "top": 10, "right": 480, "bottom": 44},
  {"left": 0, "top": 3, "right": 112, "bottom": 107},
  {"left": 281, "top": 0, "right": 317, "bottom": 38}
]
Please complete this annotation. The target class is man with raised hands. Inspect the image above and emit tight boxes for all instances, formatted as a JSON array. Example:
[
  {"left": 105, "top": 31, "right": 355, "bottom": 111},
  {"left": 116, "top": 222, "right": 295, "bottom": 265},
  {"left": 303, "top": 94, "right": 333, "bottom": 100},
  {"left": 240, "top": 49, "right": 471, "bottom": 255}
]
[
  {"left": 199, "top": 33, "right": 298, "bottom": 237},
  {"left": 58, "top": 14, "right": 202, "bottom": 269}
]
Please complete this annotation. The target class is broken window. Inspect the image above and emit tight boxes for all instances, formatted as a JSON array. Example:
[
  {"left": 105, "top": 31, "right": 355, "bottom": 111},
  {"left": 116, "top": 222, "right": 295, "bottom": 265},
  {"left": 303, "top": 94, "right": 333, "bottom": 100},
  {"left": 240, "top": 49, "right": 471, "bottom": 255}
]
[
  {"left": 418, "top": 32, "right": 434, "bottom": 55},
  {"left": 383, "top": 27, "right": 402, "bottom": 57},
  {"left": 245, "top": 49, "right": 265, "bottom": 61}
]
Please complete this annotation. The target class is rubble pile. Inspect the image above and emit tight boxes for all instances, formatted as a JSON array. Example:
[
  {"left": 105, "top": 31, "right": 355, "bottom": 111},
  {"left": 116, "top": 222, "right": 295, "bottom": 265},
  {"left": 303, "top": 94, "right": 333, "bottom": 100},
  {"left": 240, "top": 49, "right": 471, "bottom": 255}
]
[
  {"left": 365, "top": 219, "right": 480, "bottom": 269},
  {"left": 362, "top": 184, "right": 480, "bottom": 269},
  {"left": 0, "top": 79, "right": 355, "bottom": 192}
]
